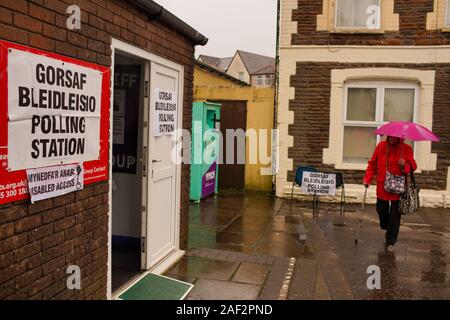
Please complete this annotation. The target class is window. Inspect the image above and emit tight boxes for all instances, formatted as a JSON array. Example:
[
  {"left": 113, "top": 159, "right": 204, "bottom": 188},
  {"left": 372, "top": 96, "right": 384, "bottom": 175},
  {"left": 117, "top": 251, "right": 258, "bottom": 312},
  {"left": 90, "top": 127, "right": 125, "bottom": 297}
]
[
  {"left": 256, "top": 75, "right": 272, "bottom": 86},
  {"left": 447, "top": 0, "right": 450, "bottom": 27},
  {"left": 343, "top": 82, "right": 417, "bottom": 164},
  {"left": 238, "top": 72, "right": 245, "bottom": 81},
  {"left": 335, "top": 0, "right": 380, "bottom": 29},
  {"left": 257, "top": 75, "right": 264, "bottom": 86}
]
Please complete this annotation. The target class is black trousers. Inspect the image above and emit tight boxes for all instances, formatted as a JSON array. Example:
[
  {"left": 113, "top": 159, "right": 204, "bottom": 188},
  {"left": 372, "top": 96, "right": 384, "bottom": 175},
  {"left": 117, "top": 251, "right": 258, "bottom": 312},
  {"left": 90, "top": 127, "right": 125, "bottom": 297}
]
[{"left": 376, "top": 198, "right": 401, "bottom": 246}]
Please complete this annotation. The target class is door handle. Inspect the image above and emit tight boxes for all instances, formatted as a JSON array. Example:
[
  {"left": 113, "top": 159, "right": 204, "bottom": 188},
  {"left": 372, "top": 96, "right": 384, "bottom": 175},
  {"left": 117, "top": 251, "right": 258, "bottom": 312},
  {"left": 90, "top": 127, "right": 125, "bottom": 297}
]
[{"left": 152, "top": 160, "right": 161, "bottom": 163}]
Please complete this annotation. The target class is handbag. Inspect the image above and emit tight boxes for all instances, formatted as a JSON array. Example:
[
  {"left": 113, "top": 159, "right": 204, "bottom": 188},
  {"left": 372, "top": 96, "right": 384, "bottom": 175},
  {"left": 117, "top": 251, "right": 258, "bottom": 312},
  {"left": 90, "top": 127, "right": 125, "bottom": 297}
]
[
  {"left": 383, "top": 144, "right": 406, "bottom": 194},
  {"left": 399, "top": 163, "right": 420, "bottom": 215}
]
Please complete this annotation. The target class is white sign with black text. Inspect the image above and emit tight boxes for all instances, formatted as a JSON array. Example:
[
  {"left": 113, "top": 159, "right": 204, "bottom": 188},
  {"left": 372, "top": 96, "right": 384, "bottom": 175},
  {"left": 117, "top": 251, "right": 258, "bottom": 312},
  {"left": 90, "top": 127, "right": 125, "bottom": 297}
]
[
  {"left": 153, "top": 88, "right": 177, "bottom": 136},
  {"left": 302, "top": 172, "right": 337, "bottom": 196},
  {"left": 113, "top": 89, "right": 126, "bottom": 145},
  {"left": 7, "top": 48, "right": 102, "bottom": 171},
  {"left": 26, "top": 163, "right": 84, "bottom": 203}
]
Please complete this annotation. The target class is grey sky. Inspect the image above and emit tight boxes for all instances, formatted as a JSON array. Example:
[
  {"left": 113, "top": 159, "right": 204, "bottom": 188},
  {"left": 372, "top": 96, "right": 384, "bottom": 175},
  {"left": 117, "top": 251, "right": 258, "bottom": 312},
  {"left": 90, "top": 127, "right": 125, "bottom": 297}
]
[{"left": 154, "top": 0, "right": 278, "bottom": 58}]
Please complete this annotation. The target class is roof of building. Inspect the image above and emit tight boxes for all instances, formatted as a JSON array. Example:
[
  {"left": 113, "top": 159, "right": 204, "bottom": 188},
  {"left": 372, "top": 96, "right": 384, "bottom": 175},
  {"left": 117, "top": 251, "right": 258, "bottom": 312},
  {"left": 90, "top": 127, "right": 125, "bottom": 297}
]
[
  {"left": 195, "top": 61, "right": 250, "bottom": 86},
  {"left": 198, "top": 55, "right": 233, "bottom": 71},
  {"left": 133, "top": 0, "right": 208, "bottom": 45},
  {"left": 198, "top": 50, "right": 276, "bottom": 76},
  {"left": 217, "top": 57, "right": 233, "bottom": 70},
  {"left": 252, "top": 64, "right": 276, "bottom": 75},
  {"left": 236, "top": 50, "right": 275, "bottom": 75}
]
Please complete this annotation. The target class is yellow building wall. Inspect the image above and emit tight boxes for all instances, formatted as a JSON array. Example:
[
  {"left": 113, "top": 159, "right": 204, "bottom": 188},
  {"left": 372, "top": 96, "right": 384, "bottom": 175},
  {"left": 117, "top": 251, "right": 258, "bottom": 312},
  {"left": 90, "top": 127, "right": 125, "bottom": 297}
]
[{"left": 194, "top": 67, "right": 275, "bottom": 191}]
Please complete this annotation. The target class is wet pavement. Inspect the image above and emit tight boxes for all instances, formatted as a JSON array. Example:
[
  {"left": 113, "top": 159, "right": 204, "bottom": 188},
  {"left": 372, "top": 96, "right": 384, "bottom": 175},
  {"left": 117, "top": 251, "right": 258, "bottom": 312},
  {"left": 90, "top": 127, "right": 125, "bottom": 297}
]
[{"left": 165, "top": 191, "right": 450, "bottom": 300}]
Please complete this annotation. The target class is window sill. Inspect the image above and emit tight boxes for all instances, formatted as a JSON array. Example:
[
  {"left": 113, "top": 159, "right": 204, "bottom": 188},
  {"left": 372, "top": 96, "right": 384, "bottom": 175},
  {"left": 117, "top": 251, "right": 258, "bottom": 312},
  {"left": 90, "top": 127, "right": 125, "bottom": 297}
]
[
  {"left": 441, "top": 27, "right": 450, "bottom": 33},
  {"left": 335, "top": 163, "right": 368, "bottom": 171},
  {"left": 331, "top": 28, "right": 385, "bottom": 34}
]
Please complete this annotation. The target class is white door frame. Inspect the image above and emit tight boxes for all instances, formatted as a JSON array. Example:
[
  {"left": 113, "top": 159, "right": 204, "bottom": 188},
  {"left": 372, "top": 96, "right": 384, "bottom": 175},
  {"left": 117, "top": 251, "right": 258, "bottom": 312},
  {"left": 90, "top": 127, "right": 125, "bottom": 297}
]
[{"left": 108, "top": 38, "right": 184, "bottom": 299}]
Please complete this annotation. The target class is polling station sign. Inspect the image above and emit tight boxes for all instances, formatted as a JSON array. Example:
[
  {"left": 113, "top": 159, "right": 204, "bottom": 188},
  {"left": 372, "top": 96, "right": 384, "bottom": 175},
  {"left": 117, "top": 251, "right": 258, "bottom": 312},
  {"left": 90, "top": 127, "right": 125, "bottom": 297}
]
[
  {"left": 153, "top": 88, "right": 177, "bottom": 136},
  {"left": 27, "top": 164, "right": 84, "bottom": 203},
  {"left": 0, "top": 40, "right": 110, "bottom": 205},
  {"left": 301, "top": 172, "right": 337, "bottom": 196},
  {"left": 7, "top": 47, "right": 102, "bottom": 170}
]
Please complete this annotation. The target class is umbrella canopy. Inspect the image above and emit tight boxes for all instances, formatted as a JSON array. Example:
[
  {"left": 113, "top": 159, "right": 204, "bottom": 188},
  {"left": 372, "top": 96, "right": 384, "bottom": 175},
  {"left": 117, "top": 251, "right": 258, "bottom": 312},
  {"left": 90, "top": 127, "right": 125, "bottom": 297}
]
[{"left": 375, "top": 121, "right": 440, "bottom": 142}]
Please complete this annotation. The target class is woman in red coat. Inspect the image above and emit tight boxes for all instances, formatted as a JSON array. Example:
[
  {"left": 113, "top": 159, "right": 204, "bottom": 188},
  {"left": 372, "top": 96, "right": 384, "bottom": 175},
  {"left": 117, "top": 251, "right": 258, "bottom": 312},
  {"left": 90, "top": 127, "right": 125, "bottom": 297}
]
[{"left": 364, "top": 136, "right": 417, "bottom": 251}]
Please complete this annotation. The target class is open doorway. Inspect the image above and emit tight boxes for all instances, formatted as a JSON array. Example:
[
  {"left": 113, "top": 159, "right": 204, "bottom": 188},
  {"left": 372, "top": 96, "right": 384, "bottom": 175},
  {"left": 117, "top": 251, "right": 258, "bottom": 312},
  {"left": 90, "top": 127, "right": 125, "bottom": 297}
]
[
  {"left": 109, "top": 39, "right": 186, "bottom": 299},
  {"left": 111, "top": 53, "right": 146, "bottom": 292}
]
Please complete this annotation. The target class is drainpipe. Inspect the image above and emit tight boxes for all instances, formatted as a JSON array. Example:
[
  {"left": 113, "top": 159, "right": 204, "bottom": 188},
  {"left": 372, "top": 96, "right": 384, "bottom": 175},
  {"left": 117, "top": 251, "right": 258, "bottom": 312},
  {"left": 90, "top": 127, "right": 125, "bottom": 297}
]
[
  {"left": 132, "top": 0, "right": 208, "bottom": 46},
  {"left": 272, "top": 0, "right": 281, "bottom": 196}
]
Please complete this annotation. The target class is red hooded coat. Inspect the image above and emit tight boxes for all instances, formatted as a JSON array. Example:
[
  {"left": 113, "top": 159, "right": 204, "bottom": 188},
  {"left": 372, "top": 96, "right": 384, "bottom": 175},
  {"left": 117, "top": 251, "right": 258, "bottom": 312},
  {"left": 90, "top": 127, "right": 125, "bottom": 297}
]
[{"left": 363, "top": 140, "right": 417, "bottom": 201}]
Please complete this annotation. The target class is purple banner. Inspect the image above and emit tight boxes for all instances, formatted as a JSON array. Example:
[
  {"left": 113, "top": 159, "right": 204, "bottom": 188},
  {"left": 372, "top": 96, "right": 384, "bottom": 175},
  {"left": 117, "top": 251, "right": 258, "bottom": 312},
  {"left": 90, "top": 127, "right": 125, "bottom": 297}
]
[{"left": 202, "top": 161, "right": 217, "bottom": 197}]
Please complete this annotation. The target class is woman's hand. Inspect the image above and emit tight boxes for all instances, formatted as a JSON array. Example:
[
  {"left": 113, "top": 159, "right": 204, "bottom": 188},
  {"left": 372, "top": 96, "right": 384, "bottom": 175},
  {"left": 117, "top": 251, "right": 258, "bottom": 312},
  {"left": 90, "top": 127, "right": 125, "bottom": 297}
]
[{"left": 398, "top": 158, "right": 406, "bottom": 167}]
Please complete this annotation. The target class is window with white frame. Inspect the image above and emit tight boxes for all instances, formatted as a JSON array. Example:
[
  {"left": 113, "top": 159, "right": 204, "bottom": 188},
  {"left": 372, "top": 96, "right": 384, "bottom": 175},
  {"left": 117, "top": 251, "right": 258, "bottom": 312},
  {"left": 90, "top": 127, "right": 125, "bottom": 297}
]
[
  {"left": 256, "top": 75, "right": 271, "bottom": 86},
  {"left": 335, "top": 0, "right": 380, "bottom": 29},
  {"left": 343, "top": 82, "right": 418, "bottom": 164},
  {"left": 238, "top": 72, "right": 245, "bottom": 81},
  {"left": 257, "top": 75, "right": 264, "bottom": 86}
]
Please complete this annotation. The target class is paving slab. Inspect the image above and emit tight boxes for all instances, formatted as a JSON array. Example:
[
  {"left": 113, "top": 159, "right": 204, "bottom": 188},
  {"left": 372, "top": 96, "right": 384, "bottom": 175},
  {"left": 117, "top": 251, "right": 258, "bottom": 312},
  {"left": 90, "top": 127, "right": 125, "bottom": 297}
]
[
  {"left": 187, "top": 279, "right": 261, "bottom": 300},
  {"left": 288, "top": 258, "right": 317, "bottom": 300},
  {"left": 232, "top": 263, "right": 269, "bottom": 285},
  {"left": 167, "top": 256, "right": 239, "bottom": 281}
]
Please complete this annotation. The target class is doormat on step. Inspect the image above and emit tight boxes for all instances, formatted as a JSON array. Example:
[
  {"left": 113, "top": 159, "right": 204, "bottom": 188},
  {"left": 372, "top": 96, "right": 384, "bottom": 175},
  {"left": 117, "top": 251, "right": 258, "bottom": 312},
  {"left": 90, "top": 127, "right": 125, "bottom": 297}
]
[{"left": 118, "top": 273, "right": 193, "bottom": 300}]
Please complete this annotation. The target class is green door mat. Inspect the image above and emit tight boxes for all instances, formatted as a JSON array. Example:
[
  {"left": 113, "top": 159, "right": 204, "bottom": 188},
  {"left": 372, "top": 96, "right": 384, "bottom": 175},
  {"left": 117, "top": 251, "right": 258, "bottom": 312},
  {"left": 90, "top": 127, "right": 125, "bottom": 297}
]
[{"left": 118, "top": 273, "right": 193, "bottom": 300}]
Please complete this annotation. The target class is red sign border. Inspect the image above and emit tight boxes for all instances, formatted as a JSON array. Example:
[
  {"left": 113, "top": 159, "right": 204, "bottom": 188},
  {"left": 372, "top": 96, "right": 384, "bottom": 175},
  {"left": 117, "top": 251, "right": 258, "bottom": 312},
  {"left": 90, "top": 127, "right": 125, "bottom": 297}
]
[{"left": 0, "top": 40, "right": 110, "bottom": 205}]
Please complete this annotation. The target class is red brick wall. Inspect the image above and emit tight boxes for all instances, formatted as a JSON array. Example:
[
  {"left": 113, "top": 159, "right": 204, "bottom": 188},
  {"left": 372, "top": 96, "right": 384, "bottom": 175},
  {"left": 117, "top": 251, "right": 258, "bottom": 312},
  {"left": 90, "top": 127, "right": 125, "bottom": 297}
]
[
  {"left": 0, "top": 183, "right": 109, "bottom": 300},
  {"left": 291, "top": 0, "right": 450, "bottom": 46},
  {"left": 0, "top": 0, "right": 195, "bottom": 299},
  {"left": 288, "top": 62, "right": 450, "bottom": 190}
]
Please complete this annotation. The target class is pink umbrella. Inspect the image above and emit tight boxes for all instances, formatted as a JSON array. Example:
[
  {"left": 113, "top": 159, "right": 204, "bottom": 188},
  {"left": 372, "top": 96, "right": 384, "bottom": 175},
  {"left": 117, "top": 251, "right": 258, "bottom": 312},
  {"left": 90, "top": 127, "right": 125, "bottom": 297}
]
[{"left": 375, "top": 121, "right": 440, "bottom": 142}]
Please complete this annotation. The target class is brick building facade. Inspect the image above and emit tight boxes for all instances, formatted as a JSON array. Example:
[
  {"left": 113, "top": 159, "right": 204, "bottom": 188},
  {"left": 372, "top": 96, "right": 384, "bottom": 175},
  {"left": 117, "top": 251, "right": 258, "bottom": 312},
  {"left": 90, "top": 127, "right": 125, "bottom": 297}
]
[
  {"left": 0, "top": 0, "right": 206, "bottom": 299},
  {"left": 277, "top": 0, "right": 450, "bottom": 207}
]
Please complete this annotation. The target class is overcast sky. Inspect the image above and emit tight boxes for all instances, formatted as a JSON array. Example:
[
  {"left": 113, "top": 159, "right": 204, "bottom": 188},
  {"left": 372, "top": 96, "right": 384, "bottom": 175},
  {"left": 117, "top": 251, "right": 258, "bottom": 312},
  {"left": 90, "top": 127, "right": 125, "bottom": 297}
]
[{"left": 154, "top": 0, "right": 278, "bottom": 58}]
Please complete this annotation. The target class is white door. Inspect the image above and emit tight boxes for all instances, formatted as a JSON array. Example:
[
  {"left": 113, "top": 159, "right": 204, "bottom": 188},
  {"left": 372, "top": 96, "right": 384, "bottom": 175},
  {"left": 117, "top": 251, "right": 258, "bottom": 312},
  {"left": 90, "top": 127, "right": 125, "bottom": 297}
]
[{"left": 144, "top": 61, "right": 181, "bottom": 268}]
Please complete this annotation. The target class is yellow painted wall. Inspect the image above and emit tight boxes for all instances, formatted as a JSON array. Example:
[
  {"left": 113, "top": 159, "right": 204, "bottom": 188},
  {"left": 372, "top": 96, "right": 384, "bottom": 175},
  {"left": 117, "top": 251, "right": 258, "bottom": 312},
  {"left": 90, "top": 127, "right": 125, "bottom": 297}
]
[{"left": 194, "top": 66, "right": 275, "bottom": 191}]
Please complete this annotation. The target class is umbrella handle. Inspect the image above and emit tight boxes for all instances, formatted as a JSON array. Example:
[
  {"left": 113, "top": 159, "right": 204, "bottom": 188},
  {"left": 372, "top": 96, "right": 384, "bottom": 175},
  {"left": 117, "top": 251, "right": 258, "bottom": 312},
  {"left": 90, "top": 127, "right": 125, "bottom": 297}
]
[{"left": 400, "top": 142, "right": 405, "bottom": 173}]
